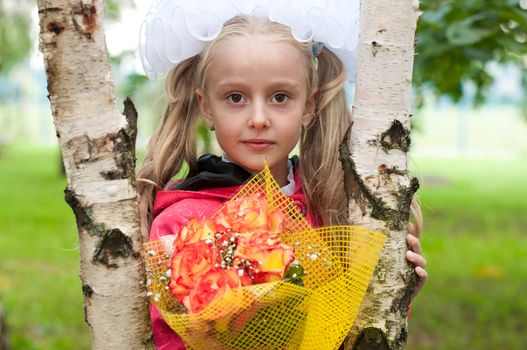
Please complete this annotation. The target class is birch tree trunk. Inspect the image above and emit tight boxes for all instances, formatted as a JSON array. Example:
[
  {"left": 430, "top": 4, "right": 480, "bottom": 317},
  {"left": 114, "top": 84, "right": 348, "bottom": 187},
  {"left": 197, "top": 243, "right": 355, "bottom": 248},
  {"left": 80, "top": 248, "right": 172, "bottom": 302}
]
[
  {"left": 341, "top": 0, "right": 420, "bottom": 348},
  {"left": 37, "top": 0, "right": 152, "bottom": 348}
]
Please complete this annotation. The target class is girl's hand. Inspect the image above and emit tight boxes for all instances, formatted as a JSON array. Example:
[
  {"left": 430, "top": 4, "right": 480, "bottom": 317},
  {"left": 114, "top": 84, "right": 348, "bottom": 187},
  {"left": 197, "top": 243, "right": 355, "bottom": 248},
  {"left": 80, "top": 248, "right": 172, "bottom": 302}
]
[{"left": 406, "top": 223, "right": 428, "bottom": 301}]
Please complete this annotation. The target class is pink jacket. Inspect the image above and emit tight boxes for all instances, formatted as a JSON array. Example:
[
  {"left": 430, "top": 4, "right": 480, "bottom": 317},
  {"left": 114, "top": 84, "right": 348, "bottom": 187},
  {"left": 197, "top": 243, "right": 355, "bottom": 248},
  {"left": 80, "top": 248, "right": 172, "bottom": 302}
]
[{"left": 149, "top": 171, "right": 313, "bottom": 350}]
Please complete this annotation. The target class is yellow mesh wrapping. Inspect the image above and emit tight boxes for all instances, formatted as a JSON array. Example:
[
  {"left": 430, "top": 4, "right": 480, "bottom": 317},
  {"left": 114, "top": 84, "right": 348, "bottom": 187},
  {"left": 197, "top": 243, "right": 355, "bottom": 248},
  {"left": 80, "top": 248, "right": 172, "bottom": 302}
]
[{"left": 144, "top": 165, "right": 386, "bottom": 350}]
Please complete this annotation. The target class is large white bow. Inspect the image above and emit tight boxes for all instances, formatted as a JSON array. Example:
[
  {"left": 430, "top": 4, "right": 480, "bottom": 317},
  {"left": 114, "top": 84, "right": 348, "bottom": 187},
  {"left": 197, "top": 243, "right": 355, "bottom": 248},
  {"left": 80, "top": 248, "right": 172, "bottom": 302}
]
[{"left": 139, "top": 0, "right": 360, "bottom": 81}]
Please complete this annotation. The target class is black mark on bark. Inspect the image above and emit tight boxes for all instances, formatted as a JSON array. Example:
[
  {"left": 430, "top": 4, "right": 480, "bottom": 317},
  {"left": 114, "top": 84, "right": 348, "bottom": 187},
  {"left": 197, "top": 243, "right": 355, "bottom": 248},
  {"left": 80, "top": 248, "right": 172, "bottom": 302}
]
[
  {"left": 339, "top": 125, "right": 393, "bottom": 222},
  {"left": 378, "top": 164, "right": 406, "bottom": 177},
  {"left": 352, "top": 327, "right": 389, "bottom": 350},
  {"left": 394, "top": 326, "right": 408, "bottom": 349},
  {"left": 372, "top": 41, "right": 381, "bottom": 57},
  {"left": 38, "top": 7, "right": 61, "bottom": 14},
  {"left": 43, "top": 55, "right": 58, "bottom": 94},
  {"left": 339, "top": 123, "right": 367, "bottom": 215},
  {"left": 397, "top": 177, "right": 420, "bottom": 228},
  {"left": 99, "top": 128, "right": 136, "bottom": 181},
  {"left": 391, "top": 269, "right": 417, "bottom": 317},
  {"left": 64, "top": 188, "right": 106, "bottom": 236},
  {"left": 83, "top": 305, "right": 90, "bottom": 326},
  {"left": 66, "top": 126, "right": 136, "bottom": 181},
  {"left": 123, "top": 97, "right": 138, "bottom": 141},
  {"left": 82, "top": 284, "right": 94, "bottom": 298},
  {"left": 46, "top": 22, "right": 64, "bottom": 35},
  {"left": 380, "top": 120, "right": 411, "bottom": 153},
  {"left": 93, "top": 229, "right": 139, "bottom": 268},
  {"left": 339, "top": 126, "right": 419, "bottom": 230}
]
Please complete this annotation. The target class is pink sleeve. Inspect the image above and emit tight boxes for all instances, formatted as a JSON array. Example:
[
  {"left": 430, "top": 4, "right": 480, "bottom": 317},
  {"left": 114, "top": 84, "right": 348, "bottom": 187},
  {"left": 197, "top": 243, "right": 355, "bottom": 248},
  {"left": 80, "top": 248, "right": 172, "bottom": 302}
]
[
  {"left": 149, "top": 198, "right": 222, "bottom": 349},
  {"left": 150, "top": 305, "right": 186, "bottom": 350}
]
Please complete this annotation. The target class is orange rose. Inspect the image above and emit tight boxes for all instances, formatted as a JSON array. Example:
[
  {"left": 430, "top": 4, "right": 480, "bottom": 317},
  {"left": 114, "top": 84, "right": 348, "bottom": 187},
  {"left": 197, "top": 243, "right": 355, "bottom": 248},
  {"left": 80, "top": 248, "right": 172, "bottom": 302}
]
[
  {"left": 174, "top": 218, "right": 216, "bottom": 251},
  {"left": 238, "top": 230, "right": 280, "bottom": 248},
  {"left": 168, "top": 192, "right": 292, "bottom": 314},
  {"left": 169, "top": 241, "right": 218, "bottom": 303},
  {"left": 213, "top": 192, "right": 284, "bottom": 234},
  {"left": 268, "top": 207, "right": 284, "bottom": 234},
  {"left": 236, "top": 231, "right": 295, "bottom": 281},
  {"left": 250, "top": 271, "right": 283, "bottom": 284},
  {"left": 183, "top": 268, "right": 251, "bottom": 313}
]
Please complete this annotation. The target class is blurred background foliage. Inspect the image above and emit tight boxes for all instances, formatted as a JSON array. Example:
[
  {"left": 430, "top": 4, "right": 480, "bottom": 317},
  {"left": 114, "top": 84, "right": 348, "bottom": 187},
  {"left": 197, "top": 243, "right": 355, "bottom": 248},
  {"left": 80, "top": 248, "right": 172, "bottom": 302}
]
[
  {"left": 415, "top": 0, "right": 527, "bottom": 111},
  {"left": 0, "top": 1, "right": 32, "bottom": 76},
  {"left": 0, "top": 0, "right": 526, "bottom": 349},
  {"left": 2, "top": 0, "right": 526, "bottom": 114}
]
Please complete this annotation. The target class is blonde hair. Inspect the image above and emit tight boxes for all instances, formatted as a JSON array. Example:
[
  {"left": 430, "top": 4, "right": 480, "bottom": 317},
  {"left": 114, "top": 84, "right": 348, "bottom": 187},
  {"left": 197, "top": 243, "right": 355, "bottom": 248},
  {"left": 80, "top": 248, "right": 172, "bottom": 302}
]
[{"left": 138, "top": 15, "right": 355, "bottom": 236}]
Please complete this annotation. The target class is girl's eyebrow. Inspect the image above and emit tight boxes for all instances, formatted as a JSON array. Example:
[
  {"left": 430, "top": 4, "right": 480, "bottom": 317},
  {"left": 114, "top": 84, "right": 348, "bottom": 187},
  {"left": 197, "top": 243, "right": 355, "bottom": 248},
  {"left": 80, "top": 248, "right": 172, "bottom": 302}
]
[
  {"left": 215, "top": 78, "right": 301, "bottom": 91},
  {"left": 268, "top": 79, "right": 301, "bottom": 91}
]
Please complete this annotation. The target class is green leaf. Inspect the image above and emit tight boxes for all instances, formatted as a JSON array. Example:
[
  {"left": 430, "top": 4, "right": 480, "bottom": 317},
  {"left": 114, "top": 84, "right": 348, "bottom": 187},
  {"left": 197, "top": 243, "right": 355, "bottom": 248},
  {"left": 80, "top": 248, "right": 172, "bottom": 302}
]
[
  {"left": 421, "top": 6, "right": 450, "bottom": 26},
  {"left": 446, "top": 16, "right": 497, "bottom": 46},
  {"left": 283, "top": 261, "right": 306, "bottom": 287},
  {"left": 0, "top": 11, "right": 32, "bottom": 75}
]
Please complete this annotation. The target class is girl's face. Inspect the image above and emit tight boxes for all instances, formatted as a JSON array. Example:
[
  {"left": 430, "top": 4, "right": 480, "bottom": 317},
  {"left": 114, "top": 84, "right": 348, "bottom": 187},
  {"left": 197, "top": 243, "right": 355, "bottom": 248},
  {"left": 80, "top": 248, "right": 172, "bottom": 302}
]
[{"left": 196, "top": 35, "right": 314, "bottom": 186}]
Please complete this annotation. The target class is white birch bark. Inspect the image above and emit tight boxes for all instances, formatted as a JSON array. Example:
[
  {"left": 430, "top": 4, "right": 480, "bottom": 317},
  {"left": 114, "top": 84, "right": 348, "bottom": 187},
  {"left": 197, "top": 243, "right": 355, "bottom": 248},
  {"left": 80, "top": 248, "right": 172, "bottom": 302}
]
[
  {"left": 341, "top": 0, "right": 421, "bottom": 348},
  {"left": 37, "top": 0, "right": 152, "bottom": 348}
]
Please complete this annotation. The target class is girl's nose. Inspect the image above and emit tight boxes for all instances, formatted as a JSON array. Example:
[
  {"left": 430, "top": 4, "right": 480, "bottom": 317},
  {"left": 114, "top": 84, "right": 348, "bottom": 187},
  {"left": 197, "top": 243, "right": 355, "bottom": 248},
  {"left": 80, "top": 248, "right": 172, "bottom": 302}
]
[{"left": 248, "top": 101, "right": 271, "bottom": 129}]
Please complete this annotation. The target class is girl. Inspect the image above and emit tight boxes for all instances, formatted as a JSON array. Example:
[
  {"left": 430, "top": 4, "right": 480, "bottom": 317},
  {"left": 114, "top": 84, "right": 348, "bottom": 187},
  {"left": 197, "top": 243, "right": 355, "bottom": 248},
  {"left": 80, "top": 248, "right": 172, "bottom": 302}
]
[{"left": 138, "top": 2, "right": 427, "bottom": 349}]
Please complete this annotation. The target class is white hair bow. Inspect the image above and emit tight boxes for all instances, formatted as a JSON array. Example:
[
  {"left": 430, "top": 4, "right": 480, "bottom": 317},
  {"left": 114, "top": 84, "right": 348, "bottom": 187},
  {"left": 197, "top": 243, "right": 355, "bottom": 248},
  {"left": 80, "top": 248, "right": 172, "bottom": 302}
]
[{"left": 139, "top": 0, "right": 360, "bottom": 81}]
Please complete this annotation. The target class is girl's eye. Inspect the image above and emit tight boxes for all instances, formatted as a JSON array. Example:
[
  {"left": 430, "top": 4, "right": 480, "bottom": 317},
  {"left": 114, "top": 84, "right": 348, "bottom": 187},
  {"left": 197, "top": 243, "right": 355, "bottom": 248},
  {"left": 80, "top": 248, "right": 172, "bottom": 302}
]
[
  {"left": 271, "top": 93, "right": 289, "bottom": 104},
  {"left": 227, "top": 93, "right": 246, "bottom": 104}
]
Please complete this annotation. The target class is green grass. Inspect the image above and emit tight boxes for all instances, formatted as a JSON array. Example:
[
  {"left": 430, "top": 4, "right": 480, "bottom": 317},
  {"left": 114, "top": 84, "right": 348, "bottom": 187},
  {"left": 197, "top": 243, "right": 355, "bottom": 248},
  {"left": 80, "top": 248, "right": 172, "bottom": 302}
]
[
  {"left": 1, "top": 146, "right": 526, "bottom": 349},
  {"left": 0, "top": 145, "right": 90, "bottom": 349},
  {"left": 407, "top": 157, "right": 527, "bottom": 349}
]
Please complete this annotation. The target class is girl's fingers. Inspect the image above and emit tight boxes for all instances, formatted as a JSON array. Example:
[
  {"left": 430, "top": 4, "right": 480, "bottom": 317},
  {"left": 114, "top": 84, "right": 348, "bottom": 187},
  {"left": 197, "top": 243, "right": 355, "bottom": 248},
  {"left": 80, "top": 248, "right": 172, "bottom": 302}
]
[
  {"left": 416, "top": 266, "right": 428, "bottom": 278},
  {"left": 406, "top": 250, "right": 427, "bottom": 268},
  {"left": 406, "top": 227, "right": 427, "bottom": 301},
  {"left": 406, "top": 234, "right": 422, "bottom": 255},
  {"left": 411, "top": 266, "right": 428, "bottom": 301}
]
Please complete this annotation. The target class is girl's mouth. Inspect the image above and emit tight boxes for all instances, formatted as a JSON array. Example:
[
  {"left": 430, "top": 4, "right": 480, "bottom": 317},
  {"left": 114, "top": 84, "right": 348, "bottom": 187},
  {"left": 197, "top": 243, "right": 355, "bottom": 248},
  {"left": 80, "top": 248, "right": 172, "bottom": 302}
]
[{"left": 242, "top": 139, "right": 274, "bottom": 151}]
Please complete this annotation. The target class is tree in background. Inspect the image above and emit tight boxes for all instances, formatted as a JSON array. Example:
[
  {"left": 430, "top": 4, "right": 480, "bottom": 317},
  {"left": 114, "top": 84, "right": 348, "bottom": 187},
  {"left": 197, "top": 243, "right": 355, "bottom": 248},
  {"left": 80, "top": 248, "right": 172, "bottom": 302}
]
[
  {"left": 0, "top": 1, "right": 32, "bottom": 339},
  {"left": 0, "top": 0, "right": 129, "bottom": 75},
  {"left": 0, "top": 1, "right": 32, "bottom": 150},
  {"left": 0, "top": 1, "right": 32, "bottom": 75},
  {"left": 0, "top": 0, "right": 135, "bottom": 151},
  {"left": 415, "top": 0, "right": 527, "bottom": 108}
]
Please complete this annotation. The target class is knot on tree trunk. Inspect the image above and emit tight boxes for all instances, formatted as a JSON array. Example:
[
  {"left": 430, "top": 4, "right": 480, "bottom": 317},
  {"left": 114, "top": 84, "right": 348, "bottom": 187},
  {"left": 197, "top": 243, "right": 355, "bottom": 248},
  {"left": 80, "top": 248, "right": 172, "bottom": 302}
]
[{"left": 353, "top": 327, "right": 389, "bottom": 350}]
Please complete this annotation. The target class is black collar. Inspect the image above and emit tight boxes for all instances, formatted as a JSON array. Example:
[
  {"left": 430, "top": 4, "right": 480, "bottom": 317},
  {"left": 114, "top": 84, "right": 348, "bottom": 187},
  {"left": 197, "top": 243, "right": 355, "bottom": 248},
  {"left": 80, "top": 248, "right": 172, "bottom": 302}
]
[{"left": 171, "top": 154, "right": 299, "bottom": 191}]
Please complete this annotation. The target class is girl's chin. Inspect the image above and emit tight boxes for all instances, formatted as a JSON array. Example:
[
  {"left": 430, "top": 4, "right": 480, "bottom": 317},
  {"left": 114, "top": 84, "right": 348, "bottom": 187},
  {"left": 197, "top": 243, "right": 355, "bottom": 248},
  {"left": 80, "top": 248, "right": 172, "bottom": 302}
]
[
  {"left": 240, "top": 163, "right": 266, "bottom": 174},
  {"left": 228, "top": 155, "right": 288, "bottom": 175},
  {"left": 248, "top": 161, "right": 290, "bottom": 186},
  {"left": 233, "top": 157, "right": 267, "bottom": 171}
]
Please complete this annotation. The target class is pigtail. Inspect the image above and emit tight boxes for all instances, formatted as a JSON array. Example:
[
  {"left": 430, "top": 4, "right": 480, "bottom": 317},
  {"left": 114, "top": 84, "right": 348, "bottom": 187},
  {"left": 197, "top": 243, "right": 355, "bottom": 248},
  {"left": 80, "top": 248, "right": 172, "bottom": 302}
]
[
  {"left": 300, "top": 48, "right": 351, "bottom": 226},
  {"left": 137, "top": 56, "right": 201, "bottom": 237},
  {"left": 410, "top": 197, "right": 423, "bottom": 236}
]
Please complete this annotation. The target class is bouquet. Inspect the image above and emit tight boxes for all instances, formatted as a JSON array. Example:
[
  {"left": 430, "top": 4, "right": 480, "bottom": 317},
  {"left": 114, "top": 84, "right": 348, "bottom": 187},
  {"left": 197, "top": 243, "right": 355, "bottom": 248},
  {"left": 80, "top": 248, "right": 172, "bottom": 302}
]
[{"left": 144, "top": 166, "right": 386, "bottom": 350}]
